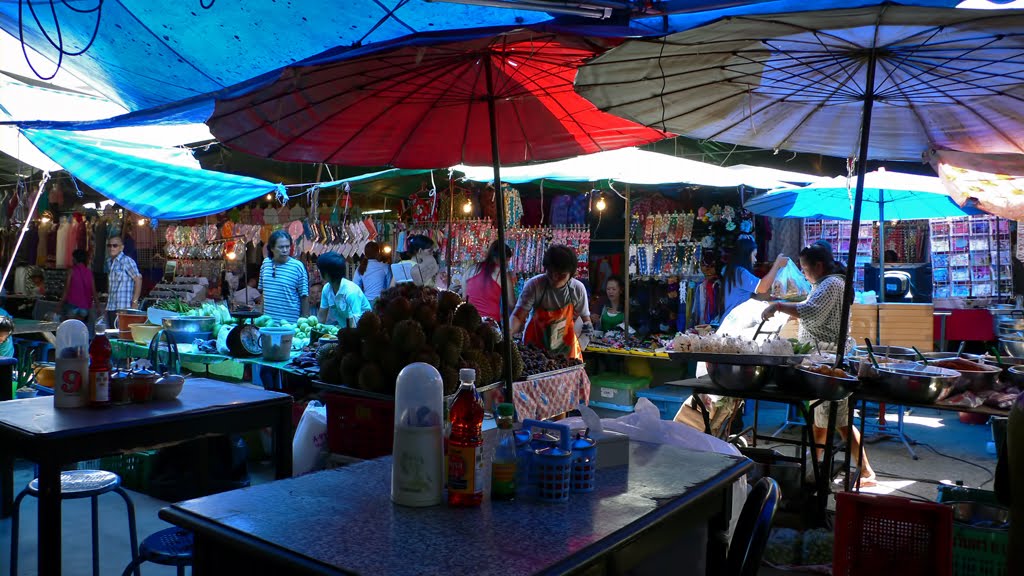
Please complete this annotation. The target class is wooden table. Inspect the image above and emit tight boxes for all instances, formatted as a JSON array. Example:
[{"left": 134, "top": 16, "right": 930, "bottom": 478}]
[
  {"left": 0, "top": 378, "right": 293, "bottom": 576},
  {"left": 162, "top": 441, "right": 751, "bottom": 576}
]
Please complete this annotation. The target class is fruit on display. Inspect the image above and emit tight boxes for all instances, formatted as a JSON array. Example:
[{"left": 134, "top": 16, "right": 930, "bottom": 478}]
[
  {"left": 515, "top": 342, "right": 582, "bottom": 378},
  {"left": 318, "top": 285, "right": 520, "bottom": 395}
]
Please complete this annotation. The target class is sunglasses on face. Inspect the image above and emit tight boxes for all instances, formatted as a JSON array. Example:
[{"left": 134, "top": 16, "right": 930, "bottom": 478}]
[{"left": 108, "top": 243, "right": 122, "bottom": 248}]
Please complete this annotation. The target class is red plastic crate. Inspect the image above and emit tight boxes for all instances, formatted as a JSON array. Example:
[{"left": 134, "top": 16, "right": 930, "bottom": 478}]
[
  {"left": 834, "top": 492, "right": 953, "bottom": 576},
  {"left": 323, "top": 391, "right": 395, "bottom": 460}
]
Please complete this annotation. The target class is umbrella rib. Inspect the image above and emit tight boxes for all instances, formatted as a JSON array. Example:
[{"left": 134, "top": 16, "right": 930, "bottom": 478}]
[
  {"left": 927, "top": 84, "right": 1024, "bottom": 153},
  {"left": 790, "top": 32, "right": 864, "bottom": 96},
  {"left": 875, "top": 35, "right": 1006, "bottom": 100},
  {"left": 888, "top": 52, "right": 1024, "bottom": 96},
  {"left": 457, "top": 53, "right": 488, "bottom": 167},
  {"left": 894, "top": 54, "right": 1024, "bottom": 106},
  {"left": 873, "top": 26, "right": 943, "bottom": 98},
  {"left": 873, "top": 58, "right": 935, "bottom": 153},
  {"left": 729, "top": 50, "right": 866, "bottom": 100}
]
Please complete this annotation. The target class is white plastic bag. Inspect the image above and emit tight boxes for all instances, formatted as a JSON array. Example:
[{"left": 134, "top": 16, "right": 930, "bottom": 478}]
[
  {"left": 771, "top": 259, "right": 812, "bottom": 299},
  {"left": 292, "top": 401, "right": 328, "bottom": 476}
]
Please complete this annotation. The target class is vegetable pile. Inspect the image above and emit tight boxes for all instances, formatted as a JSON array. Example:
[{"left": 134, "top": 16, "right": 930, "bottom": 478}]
[
  {"left": 317, "top": 284, "right": 524, "bottom": 395},
  {"left": 174, "top": 302, "right": 336, "bottom": 351}
]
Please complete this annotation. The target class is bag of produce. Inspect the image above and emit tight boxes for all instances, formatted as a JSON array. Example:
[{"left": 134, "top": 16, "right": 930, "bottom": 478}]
[{"left": 771, "top": 259, "right": 812, "bottom": 299}]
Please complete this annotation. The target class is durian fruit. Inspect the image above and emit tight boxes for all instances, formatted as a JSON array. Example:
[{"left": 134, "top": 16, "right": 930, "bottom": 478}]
[
  {"left": 489, "top": 351, "right": 505, "bottom": 383},
  {"left": 393, "top": 319, "right": 427, "bottom": 353},
  {"left": 437, "top": 290, "right": 462, "bottom": 321},
  {"left": 453, "top": 302, "right": 483, "bottom": 332},
  {"left": 356, "top": 313, "right": 382, "bottom": 338},
  {"left": 476, "top": 324, "right": 497, "bottom": 352},
  {"left": 440, "top": 343, "right": 461, "bottom": 367},
  {"left": 362, "top": 334, "right": 389, "bottom": 364},
  {"left": 432, "top": 325, "right": 465, "bottom": 352},
  {"left": 413, "top": 347, "right": 441, "bottom": 368},
  {"left": 358, "top": 363, "right": 384, "bottom": 393},
  {"left": 414, "top": 304, "right": 438, "bottom": 335},
  {"left": 316, "top": 342, "right": 339, "bottom": 364},
  {"left": 339, "top": 328, "right": 362, "bottom": 356},
  {"left": 319, "top": 351, "right": 342, "bottom": 383},
  {"left": 510, "top": 344, "right": 525, "bottom": 381},
  {"left": 386, "top": 297, "right": 414, "bottom": 322},
  {"left": 340, "top": 353, "right": 361, "bottom": 386},
  {"left": 440, "top": 366, "right": 460, "bottom": 396},
  {"left": 463, "top": 349, "right": 493, "bottom": 386}
]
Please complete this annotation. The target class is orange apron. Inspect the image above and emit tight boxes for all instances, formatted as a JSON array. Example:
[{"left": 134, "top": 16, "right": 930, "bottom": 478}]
[{"left": 524, "top": 294, "right": 582, "bottom": 361}]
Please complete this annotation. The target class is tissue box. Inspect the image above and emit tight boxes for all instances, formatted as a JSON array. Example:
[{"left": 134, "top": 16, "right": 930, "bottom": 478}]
[{"left": 591, "top": 429, "right": 629, "bottom": 469}]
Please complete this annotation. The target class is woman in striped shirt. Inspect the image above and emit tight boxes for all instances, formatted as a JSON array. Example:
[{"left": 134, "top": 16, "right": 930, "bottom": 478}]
[{"left": 258, "top": 230, "right": 309, "bottom": 323}]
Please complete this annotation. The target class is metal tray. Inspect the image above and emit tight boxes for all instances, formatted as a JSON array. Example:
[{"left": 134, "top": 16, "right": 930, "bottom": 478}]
[{"left": 668, "top": 351, "right": 806, "bottom": 366}]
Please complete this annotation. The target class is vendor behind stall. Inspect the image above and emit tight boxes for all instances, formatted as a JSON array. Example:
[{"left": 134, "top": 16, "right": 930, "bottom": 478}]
[
  {"left": 511, "top": 245, "right": 593, "bottom": 361},
  {"left": 463, "top": 240, "right": 515, "bottom": 320},
  {"left": 317, "top": 252, "right": 371, "bottom": 328},
  {"left": 354, "top": 241, "right": 391, "bottom": 304},
  {"left": 258, "top": 229, "right": 309, "bottom": 323},
  {"left": 762, "top": 244, "right": 877, "bottom": 487},
  {"left": 599, "top": 275, "right": 626, "bottom": 332},
  {"left": 721, "top": 238, "right": 787, "bottom": 320}
]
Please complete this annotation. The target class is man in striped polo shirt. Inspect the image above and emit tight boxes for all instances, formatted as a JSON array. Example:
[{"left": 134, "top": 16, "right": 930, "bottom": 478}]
[{"left": 258, "top": 229, "right": 309, "bottom": 323}]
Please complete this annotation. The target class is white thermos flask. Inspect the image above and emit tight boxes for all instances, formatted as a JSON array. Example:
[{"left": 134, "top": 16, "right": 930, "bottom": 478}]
[{"left": 391, "top": 362, "right": 444, "bottom": 507}]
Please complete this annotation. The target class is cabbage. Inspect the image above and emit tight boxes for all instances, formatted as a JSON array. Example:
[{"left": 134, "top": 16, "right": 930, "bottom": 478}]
[
  {"left": 764, "top": 528, "right": 802, "bottom": 565},
  {"left": 801, "top": 528, "right": 833, "bottom": 565}
]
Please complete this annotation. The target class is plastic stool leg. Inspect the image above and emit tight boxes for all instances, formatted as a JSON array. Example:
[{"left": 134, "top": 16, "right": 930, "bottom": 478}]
[
  {"left": 115, "top": 488, "right": 141, "bottom": 576},
  {"left": 10, "top": 490, "right": 28, "bottom": 576},
  {"left": 92, "top": 495, "right": 100, "bottom": 576},
  {"left": 120, "top": 557, "right": 144, "bottom": 576}
]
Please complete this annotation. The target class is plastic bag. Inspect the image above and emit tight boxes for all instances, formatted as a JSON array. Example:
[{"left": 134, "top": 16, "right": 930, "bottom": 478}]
[
  {"left": 292, "top": 401, "right": 328, "bottom": 476},
  {"left": 771, "top": 259, "right": 812, "bottom": 299}
]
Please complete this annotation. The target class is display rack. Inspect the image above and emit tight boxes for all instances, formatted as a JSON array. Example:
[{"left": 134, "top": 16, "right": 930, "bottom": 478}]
[
  {"left": 803, "top": 219, "right": 875, "bottom": 290},
  {"left": 929, "top": 215, "right": 1011, "bottom": 301}
]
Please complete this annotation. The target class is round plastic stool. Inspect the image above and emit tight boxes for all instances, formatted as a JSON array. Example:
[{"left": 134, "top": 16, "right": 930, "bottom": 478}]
[
  {"left": 120, "top": 528, "right": 194, "bottom": 576},
  {"left": 10, "top": 470, "right": 139, "bottom": 576}
]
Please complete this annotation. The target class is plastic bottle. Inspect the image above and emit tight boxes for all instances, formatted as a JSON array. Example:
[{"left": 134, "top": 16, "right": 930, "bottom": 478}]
[
  {"left": 491, "top": 403, "right": 517, "bottom": 501},
  {"left": 446, "top": 368, "right": 484, "bottom": 507},
  {"left": 54, "top": 319, "right": 90, "bottom": 409},
  {"left": 88, "top": 329, "right": 112, "bottom": 407},
  {"left": 392, "top": 363, "right": 444, "bottom": 507}
]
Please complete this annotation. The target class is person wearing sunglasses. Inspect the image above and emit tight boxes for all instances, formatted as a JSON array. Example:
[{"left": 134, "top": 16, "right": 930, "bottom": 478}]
[
  {"left": 105, "top": 234, "right": 142, "bottom": 329},
  {"left": 258, "top": 229, "right": 309, "bottom": 323}
]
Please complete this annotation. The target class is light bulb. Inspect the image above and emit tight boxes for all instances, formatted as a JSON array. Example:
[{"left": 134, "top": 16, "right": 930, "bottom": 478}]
[
  {"left": 265, "top": 193, "right": 273, "bottom": 201},
  {"left": 138, "top": 218, "right": 146, "bottom": 225},
  {"left": 462, "top": 200, "right": 473, "bottom": 214},
  {"left": 383, "top": 245, "right": 393, "bottom": 254},
  {"left": 596, "top": 197, "right": 607, "bottom": 212},
  {"left": 226, "top": 252, "right": 237, "bottom": 261},
  {"left": 40, "top": 216, "right": 50, "bottom": 224}
]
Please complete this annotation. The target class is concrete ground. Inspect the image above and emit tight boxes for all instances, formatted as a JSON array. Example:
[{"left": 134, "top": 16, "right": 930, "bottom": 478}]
[{"left": 0, "top": 399, "right": 996, "bottom": 575}]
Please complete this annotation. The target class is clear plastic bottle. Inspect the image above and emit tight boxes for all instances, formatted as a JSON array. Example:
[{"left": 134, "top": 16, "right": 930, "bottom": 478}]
[
  {"left": 491, "top": 403, "right": 517, "bottom": 501},
  {"left": 446, "top": 368, "right": 484, "bottom": 507}
]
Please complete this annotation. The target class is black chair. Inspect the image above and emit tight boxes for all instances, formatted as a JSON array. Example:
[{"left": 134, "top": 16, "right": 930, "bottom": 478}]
[{"left": 727, "top": 477, "right": 781, "bottom": 576}]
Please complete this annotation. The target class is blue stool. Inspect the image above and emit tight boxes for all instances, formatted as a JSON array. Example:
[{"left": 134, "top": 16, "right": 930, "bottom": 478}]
[
  {"left": 33, "top": 342, "right": 55, "bottom": 363},
  {"left": 10, "top": 470, "right": 140, "bottom": 576},
  {"left": 120, "top": 528, "right": 193, "bottom": 576}
]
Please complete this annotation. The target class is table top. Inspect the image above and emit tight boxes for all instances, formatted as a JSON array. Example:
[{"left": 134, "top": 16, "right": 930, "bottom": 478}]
[
  {"left": 12, "top": 319, "right": 59, "bottom": 335},
  {"left": 164, "top": 442, "right": 750, "bottom": 576},
  {"left": 0, "top": 378, "right": 291, "bottom": 439}
]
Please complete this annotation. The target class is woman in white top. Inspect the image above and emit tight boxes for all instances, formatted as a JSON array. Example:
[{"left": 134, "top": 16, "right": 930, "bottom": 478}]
[{"left": 354, "top": 241, "right": 392, "bottom": 304}]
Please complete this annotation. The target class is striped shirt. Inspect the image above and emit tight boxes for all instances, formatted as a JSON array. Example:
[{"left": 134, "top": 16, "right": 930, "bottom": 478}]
[
  {"left": 105, "top": 253, "right": 140, "bottom": 311},
  {"left": 258, "top": 257, "right": 309, "bottom": 323}
]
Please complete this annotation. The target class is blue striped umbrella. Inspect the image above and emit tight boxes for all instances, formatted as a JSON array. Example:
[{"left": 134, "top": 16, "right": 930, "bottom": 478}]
[{"left": 21, "top": 128, "right": 284, "bottom": 221}]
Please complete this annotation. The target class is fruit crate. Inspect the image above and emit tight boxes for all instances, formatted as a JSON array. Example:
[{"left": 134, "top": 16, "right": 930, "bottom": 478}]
[
  {"left": 323, "top": 389, "right": 396, "bottom": 460},
  {"left": 834, "top": 492, "right": 953, "bottom": 576}
]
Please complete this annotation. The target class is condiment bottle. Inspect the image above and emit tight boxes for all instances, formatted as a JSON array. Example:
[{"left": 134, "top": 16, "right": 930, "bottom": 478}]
[
  {"left": 54, "top": 319, "right": 90, "bottom": 409},
  {"left": 391, "top": 362, "right": 443, "bottom": 507},
  {"left": 88, "top": 329, "right": 112, "bottom": 407},
  {"left": 491, "top": 403, "right": 517, "bottom": 501},
  {"left": 446, "top": 368, "right": 484, "bottom": 507}
]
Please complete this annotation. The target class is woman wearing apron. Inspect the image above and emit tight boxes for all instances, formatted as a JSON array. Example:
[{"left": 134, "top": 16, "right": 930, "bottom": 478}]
[{"left": 511, "top": 245, "right": 593, "bottom": 361}]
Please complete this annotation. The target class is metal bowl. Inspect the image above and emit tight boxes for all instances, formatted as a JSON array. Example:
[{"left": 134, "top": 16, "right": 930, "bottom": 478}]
[
  {"left": 920, "top": 351, "right": 981, "bottom": 362},
  {"left": 851, "top": 345, "right": 917, "bottom": 361},
  {"left": 776, "top": 365, "right": 857, "bottom": 400},
  {"left": 162, "top": 316, "right": 217, "bottom": 334},
  {"left": 928, "top": 358, "right": 1000, "bottom": 393},
  {"left": 1006, "top": 365, "right": 1024, "bottom": 388},
  {"left": 1000, "top": 338, "right": 1024, "bottom": 358},
  {"left": 860, "top": 363, "right": 960, "bottom": 404},
  {"left": 947, "top": 501, "right": 1010, "bottom": 529},
  {"left": 706, "top": 363, "right": 773, "bottom": 392}
]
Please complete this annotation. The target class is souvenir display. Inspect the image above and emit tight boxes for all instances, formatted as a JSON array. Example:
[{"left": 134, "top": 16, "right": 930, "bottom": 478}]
[{"left": 930, "top": 215, "right": 1011, "bottom": 301}]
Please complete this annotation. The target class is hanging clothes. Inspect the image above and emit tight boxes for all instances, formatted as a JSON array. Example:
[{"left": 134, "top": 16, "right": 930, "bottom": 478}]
[
  {"left": 134, "top": 218, "right": 157, "bottom": 250},
  {"left": 24, "top": 223, "right": 39, "bottom": 266},
  {"left": 55, "top": 216, "right": 69, "bottom": 268},
  {"left": 92, "top": 219, "right": 108, "bottom": 280}
]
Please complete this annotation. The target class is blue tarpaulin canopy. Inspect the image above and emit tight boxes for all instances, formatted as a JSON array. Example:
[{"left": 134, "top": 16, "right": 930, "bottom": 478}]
[{"left": 21, "top": 128, "right": 284, "bottom": 221}]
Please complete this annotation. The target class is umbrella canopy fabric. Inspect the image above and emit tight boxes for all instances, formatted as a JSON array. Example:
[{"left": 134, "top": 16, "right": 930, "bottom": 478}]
[
  {"left": 21, "top": 128, "right": 284, "bottom": 222},
  {"left": 208, "top": 29, "right": 669, "bottom": 168},
  {"left": 455, "top": 147, "right": 785, "bottom": 188},
  {"left": 576, "top": 5, "right": 1024, "bottom": 162},
  {"left": 745, "top": 169, "right": 982, "bottom": 220},
  {"left": 929, "top": 148, "right": 1024, "bottom": 220}
]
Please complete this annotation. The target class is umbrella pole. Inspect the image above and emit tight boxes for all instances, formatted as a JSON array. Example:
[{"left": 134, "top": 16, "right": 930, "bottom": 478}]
[
  {"left": 878, "top": 191, "right": 885, "bottom": 344},
  {"left": 835, "top": 50, "right": 878, "bottom": 363},
  {"left": 624, "top": 183, "right": 631, "bottom": 332},
  {"left": 484, "top": 59, "right": 516, "bottom": 402}
]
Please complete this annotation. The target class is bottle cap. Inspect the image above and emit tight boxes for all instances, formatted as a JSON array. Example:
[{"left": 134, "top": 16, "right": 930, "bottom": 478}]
[
  {"left": 459, "top": 368, "right": 476, "bottom": 382},
  {"left": 497, "top": 403, "right": 514, "bottom": 417}
]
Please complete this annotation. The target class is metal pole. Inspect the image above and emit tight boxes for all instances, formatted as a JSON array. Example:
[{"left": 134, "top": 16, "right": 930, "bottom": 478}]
[
  {"left": 484, "top": 58, "right": 515, "bottom": 401},
  {"left": 834, "top": 49, "right": 878, "bottom": 362},
  {"left": 877, "top": 190, "right": 885, "bottom": 344},
  {"left": 447, "top": 172, "right": 454, "bottom": 287},
  {"left": 624, "top": 184, "right": 631, "bottom": 332}
]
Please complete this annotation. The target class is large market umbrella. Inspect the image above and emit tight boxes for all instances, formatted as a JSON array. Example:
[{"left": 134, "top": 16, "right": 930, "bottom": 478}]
[
  {"left": 209, "top": 29, "right": 669, "bottom": 397},
  {"left": 576, "top": 4, "right": 1024, "bottom": 357}
]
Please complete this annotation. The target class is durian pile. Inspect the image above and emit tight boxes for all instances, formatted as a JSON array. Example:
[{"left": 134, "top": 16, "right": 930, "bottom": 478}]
[
  {"left": 316, "top": 284, "right": 525, "bottom": 395},
  {"left": 516, "top": 342, "right": 584, "bottom": 378}
]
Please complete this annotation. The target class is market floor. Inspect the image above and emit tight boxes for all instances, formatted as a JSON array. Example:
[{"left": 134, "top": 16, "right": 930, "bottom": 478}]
[{"left": 1, "top": 403, "right": 996, "bottom": 575}]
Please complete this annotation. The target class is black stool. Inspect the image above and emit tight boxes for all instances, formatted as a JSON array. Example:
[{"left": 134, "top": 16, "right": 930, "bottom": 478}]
[{"left": 121, "top": 528, "right": 194, "bottom": 576}]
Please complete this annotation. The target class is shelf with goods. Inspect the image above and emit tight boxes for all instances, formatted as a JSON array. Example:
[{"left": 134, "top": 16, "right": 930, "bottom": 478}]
[
  {"left": 929, "top": 215, "right": 1011, "bottom": 302},
  {"left": 802, "top": 219, "right": 875, "bottom": 290}
]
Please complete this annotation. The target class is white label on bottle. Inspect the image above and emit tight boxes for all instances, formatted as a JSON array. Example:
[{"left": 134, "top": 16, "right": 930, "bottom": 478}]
[
  {"left": 392, "top": 425, "right": 443, "bottom": 507},
  {"left": 91, "top": 372, "right": 109, "bottom": 402}
]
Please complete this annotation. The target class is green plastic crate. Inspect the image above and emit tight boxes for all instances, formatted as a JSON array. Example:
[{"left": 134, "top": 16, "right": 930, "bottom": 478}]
[
  {"left": 936, "top": 487, "right": 1008, "bottom": 576},
  {"left": 589, "top": 374, "right": 650, "bottom": 411}
]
